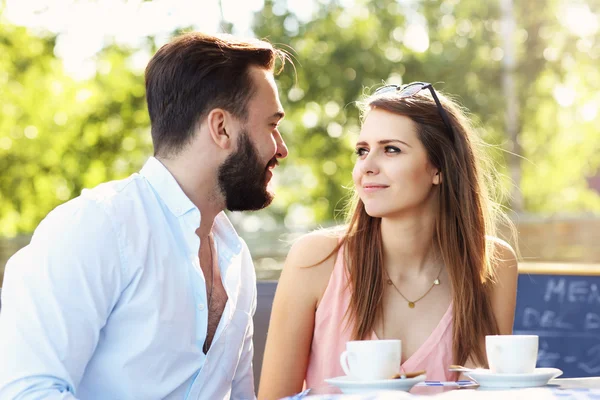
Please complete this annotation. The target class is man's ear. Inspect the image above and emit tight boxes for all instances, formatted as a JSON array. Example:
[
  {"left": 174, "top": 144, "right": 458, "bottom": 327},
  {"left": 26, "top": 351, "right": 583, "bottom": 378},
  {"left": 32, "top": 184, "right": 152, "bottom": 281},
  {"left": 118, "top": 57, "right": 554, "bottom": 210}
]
[
  {"left": 433, "top": 170, "right": 442, "bottom": 185},
  {"left": 206, "top": 108, "right": 233, "bottom": 150}
]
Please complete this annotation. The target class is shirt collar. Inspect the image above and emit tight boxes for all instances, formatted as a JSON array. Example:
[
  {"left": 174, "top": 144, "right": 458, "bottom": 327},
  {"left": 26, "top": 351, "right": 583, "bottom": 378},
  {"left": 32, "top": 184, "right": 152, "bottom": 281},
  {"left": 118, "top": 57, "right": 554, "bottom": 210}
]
[
  {"left": 140, "top": 157, "right": 196, "bottom": 218},
  {"left": 214, "top": 212, "right": 243, "bottom": 255},
  {"left": 140, "top": 157, "right": 243, "bottom": 255}
]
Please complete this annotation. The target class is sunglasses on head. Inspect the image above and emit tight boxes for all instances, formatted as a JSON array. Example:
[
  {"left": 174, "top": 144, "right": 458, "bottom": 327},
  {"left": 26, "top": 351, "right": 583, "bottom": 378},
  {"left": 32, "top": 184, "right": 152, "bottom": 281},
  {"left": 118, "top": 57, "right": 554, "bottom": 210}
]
[{"left": 374, "top": 82, "right": 455, "bottom": 142}]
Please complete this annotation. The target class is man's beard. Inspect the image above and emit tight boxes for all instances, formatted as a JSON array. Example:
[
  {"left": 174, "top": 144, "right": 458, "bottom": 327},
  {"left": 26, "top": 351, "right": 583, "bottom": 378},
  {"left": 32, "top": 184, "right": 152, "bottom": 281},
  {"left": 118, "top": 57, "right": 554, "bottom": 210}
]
[{"left": 217, "top": 130, "right": 277, "bottom": 211}]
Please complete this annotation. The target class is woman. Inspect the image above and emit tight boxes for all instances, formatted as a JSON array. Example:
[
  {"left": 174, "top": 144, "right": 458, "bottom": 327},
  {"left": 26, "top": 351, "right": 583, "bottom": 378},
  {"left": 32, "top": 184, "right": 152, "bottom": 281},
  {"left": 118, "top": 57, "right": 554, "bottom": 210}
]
[{"left": 258, "top": 82, "right": 518, "bottom": 399}]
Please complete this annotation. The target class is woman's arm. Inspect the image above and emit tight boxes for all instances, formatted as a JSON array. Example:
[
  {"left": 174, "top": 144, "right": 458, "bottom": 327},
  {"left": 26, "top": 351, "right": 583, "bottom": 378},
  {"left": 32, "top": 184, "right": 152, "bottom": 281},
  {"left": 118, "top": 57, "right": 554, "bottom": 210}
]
[
  {"left": 461, "top": 238, "right": 518, "bottom": 376},
  {"left": 258, "top": 233, "right": 339, "bottom": 400},
  {"left": 490, "top": 237, "right": 519, "bottom": 335}
]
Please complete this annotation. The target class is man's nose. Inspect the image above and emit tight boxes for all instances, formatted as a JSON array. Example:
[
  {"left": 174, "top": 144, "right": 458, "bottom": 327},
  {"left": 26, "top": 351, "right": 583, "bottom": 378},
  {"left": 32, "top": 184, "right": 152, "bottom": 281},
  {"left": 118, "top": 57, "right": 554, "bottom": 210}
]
[{"left": 275, "top": 131, "right": 288, "bottom": 159}]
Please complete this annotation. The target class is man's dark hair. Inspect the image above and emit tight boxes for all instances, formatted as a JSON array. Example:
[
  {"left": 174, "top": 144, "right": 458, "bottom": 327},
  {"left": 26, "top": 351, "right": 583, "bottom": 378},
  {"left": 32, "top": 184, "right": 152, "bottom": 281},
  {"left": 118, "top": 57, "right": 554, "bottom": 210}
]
[{"left": 145, "top": 32, "right": 287, "bottom": 157}]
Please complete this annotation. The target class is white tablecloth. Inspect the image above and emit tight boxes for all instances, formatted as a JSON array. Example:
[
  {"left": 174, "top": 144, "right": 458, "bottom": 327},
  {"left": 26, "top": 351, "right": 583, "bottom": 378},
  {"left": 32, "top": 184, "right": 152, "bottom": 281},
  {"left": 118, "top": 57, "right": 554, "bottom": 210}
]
[{"left": 290, "top": 377, "right": 600, "bottom": 399}]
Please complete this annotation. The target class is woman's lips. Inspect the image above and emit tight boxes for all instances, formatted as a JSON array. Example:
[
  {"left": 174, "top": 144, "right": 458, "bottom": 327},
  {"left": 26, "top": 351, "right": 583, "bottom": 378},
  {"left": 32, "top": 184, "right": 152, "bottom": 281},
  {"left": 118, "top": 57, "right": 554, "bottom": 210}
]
[{"left": 362, "top": 184, "right": 389, "bottom": 193}]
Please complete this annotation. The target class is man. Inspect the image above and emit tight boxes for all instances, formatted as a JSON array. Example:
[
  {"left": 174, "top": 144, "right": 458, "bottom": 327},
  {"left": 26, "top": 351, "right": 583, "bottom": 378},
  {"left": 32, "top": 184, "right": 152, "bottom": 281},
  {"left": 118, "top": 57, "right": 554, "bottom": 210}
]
[{"left": 0, "top": 32, "right": 289, "bottom": 399}]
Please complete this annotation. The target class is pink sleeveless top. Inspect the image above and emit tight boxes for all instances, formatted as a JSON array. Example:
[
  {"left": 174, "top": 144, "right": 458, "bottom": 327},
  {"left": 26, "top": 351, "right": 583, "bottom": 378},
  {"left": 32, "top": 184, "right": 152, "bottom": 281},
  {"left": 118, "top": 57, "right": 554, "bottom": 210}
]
[{"left": 305, "top": 245, "right": 458, "bottom": 388}]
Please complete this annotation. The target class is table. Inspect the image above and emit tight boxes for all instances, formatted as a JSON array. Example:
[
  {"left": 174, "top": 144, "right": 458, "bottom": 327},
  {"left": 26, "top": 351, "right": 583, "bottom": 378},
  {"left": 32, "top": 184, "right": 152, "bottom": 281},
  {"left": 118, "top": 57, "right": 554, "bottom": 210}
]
[{"left": 285, "top": 377, "right": 600, "bottom": 399}]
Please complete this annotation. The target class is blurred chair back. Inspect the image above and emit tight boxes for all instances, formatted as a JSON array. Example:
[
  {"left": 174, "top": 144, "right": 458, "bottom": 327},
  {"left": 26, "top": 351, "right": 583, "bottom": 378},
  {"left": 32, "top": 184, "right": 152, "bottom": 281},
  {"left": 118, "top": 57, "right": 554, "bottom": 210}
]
[{"left": 253, "top": 281, "right": 277, "bottom": 392}]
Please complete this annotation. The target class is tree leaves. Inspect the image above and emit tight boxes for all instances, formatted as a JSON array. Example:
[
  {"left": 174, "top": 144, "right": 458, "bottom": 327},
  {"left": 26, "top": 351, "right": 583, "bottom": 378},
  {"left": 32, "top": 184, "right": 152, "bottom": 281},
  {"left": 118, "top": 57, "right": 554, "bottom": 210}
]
[{"left": 1, "top": 0, "right": 599, "bottom": 236}]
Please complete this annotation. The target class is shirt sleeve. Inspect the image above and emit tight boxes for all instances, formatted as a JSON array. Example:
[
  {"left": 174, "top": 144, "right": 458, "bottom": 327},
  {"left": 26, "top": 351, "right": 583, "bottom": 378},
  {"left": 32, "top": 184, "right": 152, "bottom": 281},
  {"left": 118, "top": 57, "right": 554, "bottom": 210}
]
[
  {"left": 0, "top": 197, "right": 125, "bottom": 399},
  {"left": 230, "top": 287, "right": 257, "bottom": 400}
]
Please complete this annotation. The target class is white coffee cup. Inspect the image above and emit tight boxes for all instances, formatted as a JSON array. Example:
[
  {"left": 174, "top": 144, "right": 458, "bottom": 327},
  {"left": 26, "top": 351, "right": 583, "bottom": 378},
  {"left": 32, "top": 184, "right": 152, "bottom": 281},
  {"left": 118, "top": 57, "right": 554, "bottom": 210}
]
[
  {"left": 339, "top": 340, "right": 402, "bottom": 381},
  {"left": 485, "top": 335, "right": 539, "bottom": 374}
]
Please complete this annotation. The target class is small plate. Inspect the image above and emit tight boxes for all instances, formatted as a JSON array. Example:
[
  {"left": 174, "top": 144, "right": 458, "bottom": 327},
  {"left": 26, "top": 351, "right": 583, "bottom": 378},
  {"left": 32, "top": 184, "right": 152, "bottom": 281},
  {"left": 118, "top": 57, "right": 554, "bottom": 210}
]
[
  {"left": 465, "top": 368, "right": 563, "bottom": 389},
  {"left": 324, "top": 374, "right": 426, "bottom": 394}
]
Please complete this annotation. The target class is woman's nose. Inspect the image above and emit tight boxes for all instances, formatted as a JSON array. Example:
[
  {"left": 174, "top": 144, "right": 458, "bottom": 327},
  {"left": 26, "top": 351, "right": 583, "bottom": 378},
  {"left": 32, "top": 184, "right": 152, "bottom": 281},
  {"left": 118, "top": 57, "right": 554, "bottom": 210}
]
[{"left": 360, "top": 155, "right": 379, "bottom": 175}]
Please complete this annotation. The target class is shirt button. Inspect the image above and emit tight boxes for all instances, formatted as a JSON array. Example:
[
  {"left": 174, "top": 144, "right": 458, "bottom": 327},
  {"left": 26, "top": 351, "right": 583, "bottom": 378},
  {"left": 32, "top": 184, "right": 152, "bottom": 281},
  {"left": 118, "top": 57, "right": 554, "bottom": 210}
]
[{"left": 198, "top": 304, "right": 205, "bottom": 311}]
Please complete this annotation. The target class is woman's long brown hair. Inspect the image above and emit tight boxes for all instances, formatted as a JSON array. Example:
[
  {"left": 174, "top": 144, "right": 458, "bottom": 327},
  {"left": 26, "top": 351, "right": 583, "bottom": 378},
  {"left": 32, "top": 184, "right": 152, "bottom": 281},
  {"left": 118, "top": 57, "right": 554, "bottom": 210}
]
[{"left": 336, "top": 89, "right": 515, "bottom": 367}]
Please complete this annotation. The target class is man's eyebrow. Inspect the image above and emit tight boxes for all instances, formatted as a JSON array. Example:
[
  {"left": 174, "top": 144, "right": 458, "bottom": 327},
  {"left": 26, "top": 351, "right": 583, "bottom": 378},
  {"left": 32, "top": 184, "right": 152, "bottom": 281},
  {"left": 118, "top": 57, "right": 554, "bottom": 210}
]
[{"left": 355, "top": 139, "right": 412, "bottom": 148}]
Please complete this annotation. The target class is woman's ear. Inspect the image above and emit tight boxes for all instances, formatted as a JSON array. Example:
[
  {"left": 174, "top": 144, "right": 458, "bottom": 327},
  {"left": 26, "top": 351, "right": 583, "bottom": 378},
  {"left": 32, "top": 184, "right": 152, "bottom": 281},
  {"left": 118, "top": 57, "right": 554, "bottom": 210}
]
[
  {"left": 206, "top": 108, "right": 232, "bottom": 150},
  {"left": 433, "top": 170, "right": 442, "bottom": 185}
]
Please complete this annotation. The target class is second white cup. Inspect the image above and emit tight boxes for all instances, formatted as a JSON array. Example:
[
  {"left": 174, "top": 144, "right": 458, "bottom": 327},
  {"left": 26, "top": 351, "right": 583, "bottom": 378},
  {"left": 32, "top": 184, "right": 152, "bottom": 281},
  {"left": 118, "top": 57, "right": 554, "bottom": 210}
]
[
  {"left": 339, "top": 339, "right": 402, "bottom": 381},
  {"left": 486, "top": 335, "right": 539, "bottom": 374}
]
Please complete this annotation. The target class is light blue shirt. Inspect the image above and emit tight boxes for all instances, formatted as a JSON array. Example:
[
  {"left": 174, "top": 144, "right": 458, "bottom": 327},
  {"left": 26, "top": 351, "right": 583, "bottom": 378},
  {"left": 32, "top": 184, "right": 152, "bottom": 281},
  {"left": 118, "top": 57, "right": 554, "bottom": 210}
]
[{"left": 0, "top": 157, "right": 257, "bottom": 399}]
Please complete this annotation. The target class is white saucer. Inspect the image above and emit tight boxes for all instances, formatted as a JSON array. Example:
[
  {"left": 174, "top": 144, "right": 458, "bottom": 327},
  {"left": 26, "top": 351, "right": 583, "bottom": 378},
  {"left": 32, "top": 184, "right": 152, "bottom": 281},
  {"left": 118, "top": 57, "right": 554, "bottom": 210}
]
[
  {"left": 325, "top": 375, "right": 426, "bottom": 394},
  {"left": 465, "top": 368, "right": 563, "bottom": 389}
]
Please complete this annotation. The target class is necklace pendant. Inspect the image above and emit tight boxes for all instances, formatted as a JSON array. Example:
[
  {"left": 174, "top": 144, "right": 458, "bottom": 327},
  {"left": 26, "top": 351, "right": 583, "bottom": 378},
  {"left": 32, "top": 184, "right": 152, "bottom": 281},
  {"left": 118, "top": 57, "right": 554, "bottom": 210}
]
[
  {"left": 408, "top": 302, "right": 415, "bottom": 308},
  {"left": 433, "top": 278, "right": 440, "bottom": 285},
  {"left": 386, "top": 279, "right": 393, "bottom": 285}
]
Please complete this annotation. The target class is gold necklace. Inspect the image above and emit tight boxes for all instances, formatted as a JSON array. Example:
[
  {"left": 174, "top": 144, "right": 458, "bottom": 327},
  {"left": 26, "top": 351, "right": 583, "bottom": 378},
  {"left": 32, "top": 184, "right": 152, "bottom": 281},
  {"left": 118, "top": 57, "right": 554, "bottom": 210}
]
[{"left": 384, "top": 267, "right": 442, "bottom": 308}]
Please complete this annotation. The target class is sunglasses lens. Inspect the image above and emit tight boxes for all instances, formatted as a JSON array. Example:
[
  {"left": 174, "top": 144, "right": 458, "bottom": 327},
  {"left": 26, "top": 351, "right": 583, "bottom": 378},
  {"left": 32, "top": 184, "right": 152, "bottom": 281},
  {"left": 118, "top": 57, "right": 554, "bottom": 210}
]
[
  {"left": 374, "top": 85, "right": 399, "bottom": 95},
  {"left": 398, "top": 83, "right": 425, "bottom": 97}
]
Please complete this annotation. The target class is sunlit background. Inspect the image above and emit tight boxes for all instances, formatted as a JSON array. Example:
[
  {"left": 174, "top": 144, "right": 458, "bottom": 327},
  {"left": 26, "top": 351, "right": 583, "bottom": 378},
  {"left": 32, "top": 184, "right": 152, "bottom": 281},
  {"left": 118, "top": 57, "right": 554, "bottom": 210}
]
[{"left": 1, "top": 0, "right": 599, "bottom": 282}]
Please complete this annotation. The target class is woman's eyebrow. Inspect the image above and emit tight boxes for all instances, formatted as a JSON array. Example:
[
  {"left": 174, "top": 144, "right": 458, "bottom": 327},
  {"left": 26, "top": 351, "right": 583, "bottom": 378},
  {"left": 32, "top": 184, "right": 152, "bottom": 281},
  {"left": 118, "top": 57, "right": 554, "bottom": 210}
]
[{"left": 355, "top": 139, "right": 412, "bottom": 148}]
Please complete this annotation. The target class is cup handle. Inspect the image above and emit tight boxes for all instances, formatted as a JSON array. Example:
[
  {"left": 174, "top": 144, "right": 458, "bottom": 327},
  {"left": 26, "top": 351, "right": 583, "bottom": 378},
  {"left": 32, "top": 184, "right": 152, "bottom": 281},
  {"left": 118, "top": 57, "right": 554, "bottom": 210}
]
[{"left": 340, "top": 350, "right": 353, "bottom": 377}]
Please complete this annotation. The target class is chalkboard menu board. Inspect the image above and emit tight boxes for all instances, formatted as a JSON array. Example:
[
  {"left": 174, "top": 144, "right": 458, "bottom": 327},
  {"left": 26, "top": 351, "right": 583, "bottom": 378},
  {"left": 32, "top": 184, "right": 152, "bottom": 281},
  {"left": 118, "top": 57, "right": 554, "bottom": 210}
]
[{"left": 514, "top": 273, "right": 600, "bottom": 378}]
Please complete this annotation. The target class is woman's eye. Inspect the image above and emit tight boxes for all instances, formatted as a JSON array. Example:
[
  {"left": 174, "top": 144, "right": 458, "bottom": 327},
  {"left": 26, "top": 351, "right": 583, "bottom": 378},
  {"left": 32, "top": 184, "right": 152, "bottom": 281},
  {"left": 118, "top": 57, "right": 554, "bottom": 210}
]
[
  {"left": 355, "top": 148, "right": 368, "bottom": 156},
  {"left": 385, "top": 146, "right": 401, "bottom": 154}
]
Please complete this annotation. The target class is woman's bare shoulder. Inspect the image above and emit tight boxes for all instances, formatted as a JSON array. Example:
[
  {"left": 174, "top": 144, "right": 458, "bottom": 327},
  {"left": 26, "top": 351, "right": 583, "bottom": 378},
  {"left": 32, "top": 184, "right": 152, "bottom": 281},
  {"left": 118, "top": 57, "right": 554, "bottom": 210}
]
[
  {"left": 277, "top": 228, "right": 344, "bottom": 305},
  {"left": 486, "top": 236, "right": 519, "bottom": 334},
  {"left": 285, "top": 227, "right": 344, "bottom": 270},
  {"left": 486, "top": 236, "right": 518, "bottom": 269}
]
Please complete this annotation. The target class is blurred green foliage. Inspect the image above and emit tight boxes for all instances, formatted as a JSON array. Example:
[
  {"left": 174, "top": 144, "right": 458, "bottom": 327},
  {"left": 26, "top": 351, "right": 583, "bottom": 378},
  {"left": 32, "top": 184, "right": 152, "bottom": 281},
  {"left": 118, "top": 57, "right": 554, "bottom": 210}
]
[
  {"left": 1, "top": 0, "right": 599, "bottom": 236},
  {"left": 0, "top": 21, "right": 152, "bottom": 236},
  {"left": 254, "top": 0, "right": 600, "bottom": 227}
]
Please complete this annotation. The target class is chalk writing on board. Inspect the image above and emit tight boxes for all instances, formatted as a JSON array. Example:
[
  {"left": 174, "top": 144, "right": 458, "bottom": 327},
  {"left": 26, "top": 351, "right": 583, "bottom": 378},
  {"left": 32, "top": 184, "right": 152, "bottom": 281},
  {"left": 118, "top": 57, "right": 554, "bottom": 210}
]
[
  {"left": 521, "top": 307, "right": 600, "bottom": 335},
  {"left": 544, "top": 278, "right": 600, "bottom": 304},
  {"left": 586, "top": 313, "right": 600, "bottom": 330},
  {"left": 533, "top": 340, "right": 600, "bottom": 372},
  {"left": 522, "top": 308, "right": 573, "bottom": 330},
  {"left": 579, "top": 344, "right": 600, "bottom": 374},
  {"left": 534, "top": 342, "right": 600, "bottom": 373},
  {"left": 537, "top": 340, "right": 561, "bottom": 366},
  {"left": 516, "top": 274, "right": 600, "bottom": 377}
]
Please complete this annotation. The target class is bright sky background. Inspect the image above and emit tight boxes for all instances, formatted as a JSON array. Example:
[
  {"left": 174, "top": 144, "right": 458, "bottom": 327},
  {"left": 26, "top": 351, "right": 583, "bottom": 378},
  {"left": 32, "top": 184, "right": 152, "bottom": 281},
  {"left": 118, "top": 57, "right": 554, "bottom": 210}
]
[
  {"left": 4, "top": 0, "right": 598, "bottom": 117},
  {"left": 2, "top": 0, "right": 432, "bottom": 80},
  {"left": 3, "top": 0, "right": 272, "bottom": 79}
]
